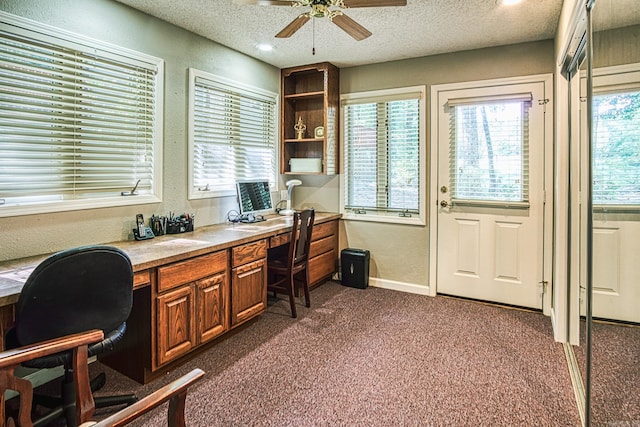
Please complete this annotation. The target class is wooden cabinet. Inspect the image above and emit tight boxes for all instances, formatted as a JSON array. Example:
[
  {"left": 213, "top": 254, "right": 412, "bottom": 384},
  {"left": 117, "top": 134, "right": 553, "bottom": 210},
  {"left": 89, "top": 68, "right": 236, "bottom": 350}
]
[
  {"left": 78, "top": 214, "right": 339, "bottom": 384},
  {"left": 155, "top": 251, "right": 228, "bottom": 367},
  {"left": 281, "top": 62, "right": 339, "bottom": 175},
  {"left": 196, "top": 273, "right": 227, "bottom": 343},
  {"left": 156, "top": 285, "right": 194, "bottom": 366},
  {"left": 231, "top": 239, "right": 268, "bottom": 326}
]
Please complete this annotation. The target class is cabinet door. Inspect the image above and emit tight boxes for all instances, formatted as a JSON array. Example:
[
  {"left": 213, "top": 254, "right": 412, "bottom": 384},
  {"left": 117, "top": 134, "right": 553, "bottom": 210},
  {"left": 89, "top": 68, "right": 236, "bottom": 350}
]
[
  {"left": 231, "top": 259, "right": 266, "bottom": 326},
  {"left": 196, "top": 272, "right": 228, "bottom": 344},
  {"left": 156, "top": 286, "right": 195, "bottom": 366}
]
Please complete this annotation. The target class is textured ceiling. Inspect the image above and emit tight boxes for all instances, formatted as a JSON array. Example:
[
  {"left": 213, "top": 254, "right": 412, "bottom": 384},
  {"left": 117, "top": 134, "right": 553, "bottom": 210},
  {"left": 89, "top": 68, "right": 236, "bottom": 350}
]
[{"left": 112, "top": 0, "right": 572, "bottom": 68}]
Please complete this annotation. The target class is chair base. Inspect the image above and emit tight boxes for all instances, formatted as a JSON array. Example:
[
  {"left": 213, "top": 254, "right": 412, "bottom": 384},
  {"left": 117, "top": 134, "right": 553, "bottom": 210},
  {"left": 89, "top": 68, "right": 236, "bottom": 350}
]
[{"left": 28, "top": 371, "right": 137, "bottom": 427}]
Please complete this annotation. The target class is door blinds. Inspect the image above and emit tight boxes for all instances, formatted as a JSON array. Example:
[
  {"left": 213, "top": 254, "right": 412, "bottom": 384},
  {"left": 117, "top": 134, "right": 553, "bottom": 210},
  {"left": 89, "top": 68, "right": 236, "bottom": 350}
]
[
  {"left": 592, "top": 90, "right": 640, "bottom": 206},
  {"left": 447, "top": 95, "right": 532, "bottom": 206}
]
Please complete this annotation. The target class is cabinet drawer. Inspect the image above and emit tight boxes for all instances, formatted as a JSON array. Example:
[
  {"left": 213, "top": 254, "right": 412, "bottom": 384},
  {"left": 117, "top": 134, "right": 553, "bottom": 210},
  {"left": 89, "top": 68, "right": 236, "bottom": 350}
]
[
  {"left": 157, "top": 251, "right": 227, "bottom": 293},
  {"left": 309, "top": 249, "right": 336, "bottom": 286},
  {"left": 270, "top": 232, "right": 290, "bottom": 248},
  {"left": 133, "top": 270, "right": 151, "bottom": 289},
  {"left": 232, "top": 239, "right": 267, "bottom": 268},
  {"left": 270, "top": 219, "right": 337, "bottom": 248},
  {"left": 312, "top": 220, "right": 337, "bottom": 241},
  {"left": 310, "top": 234, "right": 337, "bottom": 258}
]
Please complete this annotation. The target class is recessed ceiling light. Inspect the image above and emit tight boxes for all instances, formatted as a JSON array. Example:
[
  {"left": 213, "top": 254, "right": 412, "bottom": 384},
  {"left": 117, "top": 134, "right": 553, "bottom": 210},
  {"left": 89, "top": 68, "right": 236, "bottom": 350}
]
[
  {"left": 256, "top": 43, "right": 274, "bottom": 52},
  {"left": 497, "top": 0, "right": 523, "bottom": 5}
]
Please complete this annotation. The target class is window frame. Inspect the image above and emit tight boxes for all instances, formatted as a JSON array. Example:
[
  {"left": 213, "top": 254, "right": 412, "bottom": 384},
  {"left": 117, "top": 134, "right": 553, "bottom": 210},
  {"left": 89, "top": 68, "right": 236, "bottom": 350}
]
[
  {"left": 187, "top": 68, "right": 279, "bottom": 200},
  {"left": 340, "top": 86, "right": 426, "bottom": 226},
  {"left": 0, "top": 11, "right": 164, "bottom": 218}
]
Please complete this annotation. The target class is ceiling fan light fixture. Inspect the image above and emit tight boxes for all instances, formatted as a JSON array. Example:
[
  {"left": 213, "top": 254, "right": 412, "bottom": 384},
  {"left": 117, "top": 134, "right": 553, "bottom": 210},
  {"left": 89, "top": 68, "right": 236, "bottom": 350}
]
[
  {"left": 256, "top": 43, "right": 274, "bottom": 51},
  {"left": 237, "top": 0, "right": 406, "bottom": 41}
]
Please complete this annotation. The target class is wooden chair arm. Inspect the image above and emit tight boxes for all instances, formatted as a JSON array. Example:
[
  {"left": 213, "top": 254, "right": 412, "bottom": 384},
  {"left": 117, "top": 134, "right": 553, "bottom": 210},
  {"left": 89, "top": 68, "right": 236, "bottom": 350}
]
[
  {"left": 0, "top": 330, "right": 103, "bottom": 369},
  {"left": 82, "top": 368, "right": 205, "bottom": 427},
  {"left": 1, "top": 330, "right": 104, "bottom": 427}
]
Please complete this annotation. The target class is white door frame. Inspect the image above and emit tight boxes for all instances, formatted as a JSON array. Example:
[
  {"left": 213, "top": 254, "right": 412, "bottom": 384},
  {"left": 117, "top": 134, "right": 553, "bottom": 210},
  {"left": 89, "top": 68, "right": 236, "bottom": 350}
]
[{"left": 429, "top": 74, "right": 554, "bottom": 317}]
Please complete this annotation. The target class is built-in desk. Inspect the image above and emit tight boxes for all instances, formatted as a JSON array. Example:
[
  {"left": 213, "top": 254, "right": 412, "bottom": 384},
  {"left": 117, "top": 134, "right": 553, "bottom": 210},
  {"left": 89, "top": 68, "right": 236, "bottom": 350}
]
[{"left": 0, "top": 212, "right": 340, "bottom": 383}]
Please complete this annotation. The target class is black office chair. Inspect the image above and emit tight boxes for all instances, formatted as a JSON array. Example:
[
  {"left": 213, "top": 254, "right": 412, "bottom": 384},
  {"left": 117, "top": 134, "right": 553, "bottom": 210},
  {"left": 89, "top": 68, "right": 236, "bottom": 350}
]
[
  {"left": 267, "top": 209, "right": 315, "bottom": 318},
  {"left": 5, "top": 245, "right": 138, "bottom": 427}
]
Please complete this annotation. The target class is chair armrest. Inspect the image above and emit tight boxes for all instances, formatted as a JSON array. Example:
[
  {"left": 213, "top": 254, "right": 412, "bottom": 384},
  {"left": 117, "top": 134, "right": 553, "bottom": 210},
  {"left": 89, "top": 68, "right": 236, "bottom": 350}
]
[
  {"left": 0, "top": 330, "right": 104, "bottom": 369},
  {"left": 1, "top": 330, "right": 104, "bottom": 426},
  {"left": 84, "top": 368, "right": 205, "bottom": 427}
]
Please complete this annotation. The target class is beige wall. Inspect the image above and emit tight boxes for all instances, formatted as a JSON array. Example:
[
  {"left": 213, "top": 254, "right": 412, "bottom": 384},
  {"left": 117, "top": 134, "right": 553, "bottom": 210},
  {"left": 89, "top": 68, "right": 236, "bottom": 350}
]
[
  {"left": 0, "top": 0, "right": 279, "bottom": 261},
  {"left": 594, "top": 24, "right": 640, "bottom": 67}
]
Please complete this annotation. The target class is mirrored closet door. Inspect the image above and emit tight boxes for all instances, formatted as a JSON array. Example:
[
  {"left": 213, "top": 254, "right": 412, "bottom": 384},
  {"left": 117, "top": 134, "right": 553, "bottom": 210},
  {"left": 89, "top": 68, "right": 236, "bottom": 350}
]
[{"left": 569, "top": 0, "right": 640, "bottom": 425}]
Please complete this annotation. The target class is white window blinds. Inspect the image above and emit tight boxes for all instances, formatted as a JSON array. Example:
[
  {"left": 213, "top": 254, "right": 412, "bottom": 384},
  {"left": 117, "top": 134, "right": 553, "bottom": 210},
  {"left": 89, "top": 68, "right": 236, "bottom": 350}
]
[
  {"left": 448, "top": 97, "right": 531, "bottom": 205},
  {"left": 0, "top": 15, "right": 162, "bottom": 214},
  {"left": 592, "top": 90, "right": 640, "bottom": 206},
  {"left": 343, "top": 91, "right": 421, "bottom": 216},
  {"left": 189, "top": 69, "right": 277, "bottom": 198}
]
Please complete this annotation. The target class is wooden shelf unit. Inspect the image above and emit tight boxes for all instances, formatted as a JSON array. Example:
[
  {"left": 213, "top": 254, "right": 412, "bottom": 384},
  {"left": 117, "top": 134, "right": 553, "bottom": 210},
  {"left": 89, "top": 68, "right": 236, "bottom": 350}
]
[{"left": 281, "top": 62, "right": 339, "bottom": 175}]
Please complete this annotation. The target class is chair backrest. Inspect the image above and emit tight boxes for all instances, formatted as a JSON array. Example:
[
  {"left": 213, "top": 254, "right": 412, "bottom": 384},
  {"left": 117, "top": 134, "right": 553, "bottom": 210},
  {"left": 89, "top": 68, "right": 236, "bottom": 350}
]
[
  {"left": 14, "top": 245, "right": 133, "bottom": 346},
  {"left": 289, "top": 209, "right": 315, "bottom": 266}
]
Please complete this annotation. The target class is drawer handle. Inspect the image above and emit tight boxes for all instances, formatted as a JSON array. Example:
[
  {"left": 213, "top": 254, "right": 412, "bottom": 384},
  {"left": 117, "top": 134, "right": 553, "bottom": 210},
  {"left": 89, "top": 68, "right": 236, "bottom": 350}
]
[{"left": 237, "top": 267, "right": 261, "bottom": 279}]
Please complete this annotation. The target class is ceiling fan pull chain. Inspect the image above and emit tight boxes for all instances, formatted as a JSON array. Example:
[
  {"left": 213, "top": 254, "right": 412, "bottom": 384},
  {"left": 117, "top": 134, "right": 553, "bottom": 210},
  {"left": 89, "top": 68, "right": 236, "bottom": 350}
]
[{"left": 312, "top": 17, "right": 316, "bottom": 55}]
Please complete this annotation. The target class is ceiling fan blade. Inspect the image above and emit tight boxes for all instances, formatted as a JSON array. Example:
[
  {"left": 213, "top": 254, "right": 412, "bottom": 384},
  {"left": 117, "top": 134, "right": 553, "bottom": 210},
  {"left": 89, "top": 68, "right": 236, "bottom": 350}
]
[
  {"left": 234, "top": 0, "right": 295, "bottom": 5},
  {"left": 342, "top": 0, "right": 407, "bottom": 7},
  {"left": 331, "top": 13, "right": 372, "bottom": 41},
  {"left": 275, "top": 14, "right": 311, "bottom": 38}
]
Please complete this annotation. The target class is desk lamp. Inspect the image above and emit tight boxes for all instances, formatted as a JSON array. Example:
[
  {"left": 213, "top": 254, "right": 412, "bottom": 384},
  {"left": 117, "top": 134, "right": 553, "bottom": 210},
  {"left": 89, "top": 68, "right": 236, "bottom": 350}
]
[{"left": 279, "top": 179, "right": 302, "bottom": 216}]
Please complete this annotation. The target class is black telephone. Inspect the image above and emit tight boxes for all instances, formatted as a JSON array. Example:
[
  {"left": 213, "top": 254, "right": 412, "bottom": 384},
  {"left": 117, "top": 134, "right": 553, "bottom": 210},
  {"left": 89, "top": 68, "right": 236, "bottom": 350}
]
[{"left": 133, "top": 213, "right": 155, "bottom": 241}]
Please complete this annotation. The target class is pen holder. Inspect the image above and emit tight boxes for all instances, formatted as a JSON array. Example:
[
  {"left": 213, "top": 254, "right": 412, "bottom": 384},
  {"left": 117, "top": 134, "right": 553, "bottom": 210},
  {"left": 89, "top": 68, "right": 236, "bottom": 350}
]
[
  {"left": 166, "top": 217, "right": 194, "bottom": 234},
  {"left": 150, "top": 216, "right": 167, "bottom": 236}
]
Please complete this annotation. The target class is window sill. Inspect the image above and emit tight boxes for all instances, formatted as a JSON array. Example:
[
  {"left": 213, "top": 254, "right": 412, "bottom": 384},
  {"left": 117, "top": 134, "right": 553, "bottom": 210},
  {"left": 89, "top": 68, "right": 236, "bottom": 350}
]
[
  {"left": 341, "top": 212, "right": 426, "bottom": 226},
  {"left": 0, "top": 194, "right": 162, "bottom": 218}
]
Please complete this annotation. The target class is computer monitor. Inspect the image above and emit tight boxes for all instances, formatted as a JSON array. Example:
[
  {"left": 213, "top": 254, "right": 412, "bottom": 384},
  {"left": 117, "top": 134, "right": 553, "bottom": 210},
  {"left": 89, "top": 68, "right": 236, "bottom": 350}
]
[{"left": 236, "top": 180, "right": 273, "bottom": 222}]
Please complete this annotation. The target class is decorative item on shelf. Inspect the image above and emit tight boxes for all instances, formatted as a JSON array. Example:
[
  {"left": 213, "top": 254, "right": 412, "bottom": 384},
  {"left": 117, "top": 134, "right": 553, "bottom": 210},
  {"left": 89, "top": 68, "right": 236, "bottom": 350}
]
[
  {"left": 314, "top": 126, "right": 324, "bottom": 138},
  {"left": 294, "top": 116, "right": 306, "bottom": 139},
  {"left": 289, "top": 158, "right": 322, "bottom": 173}
]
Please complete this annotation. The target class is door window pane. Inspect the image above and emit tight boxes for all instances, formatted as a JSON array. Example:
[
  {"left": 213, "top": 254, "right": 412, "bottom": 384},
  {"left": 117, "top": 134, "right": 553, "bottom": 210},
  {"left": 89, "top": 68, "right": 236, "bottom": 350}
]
[{"left": 450, "top": 101, "right": 530, "bottom": 203}]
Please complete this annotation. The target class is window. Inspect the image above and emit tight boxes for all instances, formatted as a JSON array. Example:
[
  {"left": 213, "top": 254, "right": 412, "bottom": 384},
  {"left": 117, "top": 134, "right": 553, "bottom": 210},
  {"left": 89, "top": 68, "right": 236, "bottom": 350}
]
[
  {"left": 341, "top": 86, "right": 425, "bottom": 224},
  {"left": 592, "top": 90, "right": 640, "bottom": 206},
  {"left": 188, "top": 69, "right": 278, "bottom": 199},
  {"left": 0, "top": 12, "right": 163, "bottom": 217},
  {"left": 447, "top": 95, "right": 532, "bottom": 206}
]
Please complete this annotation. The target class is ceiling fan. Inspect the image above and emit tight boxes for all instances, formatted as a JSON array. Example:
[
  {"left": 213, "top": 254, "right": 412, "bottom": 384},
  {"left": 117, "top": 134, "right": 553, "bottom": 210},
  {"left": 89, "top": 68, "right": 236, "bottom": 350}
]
[{"left": 234, "top": 0, "right": 407, "bottom": 41}]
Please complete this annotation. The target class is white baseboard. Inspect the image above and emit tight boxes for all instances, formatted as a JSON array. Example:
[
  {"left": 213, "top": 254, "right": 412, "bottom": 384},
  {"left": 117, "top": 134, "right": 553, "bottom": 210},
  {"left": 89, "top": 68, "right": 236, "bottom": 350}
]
[{"left": 368, "top": 277, "right": 431, "bottom": 295}]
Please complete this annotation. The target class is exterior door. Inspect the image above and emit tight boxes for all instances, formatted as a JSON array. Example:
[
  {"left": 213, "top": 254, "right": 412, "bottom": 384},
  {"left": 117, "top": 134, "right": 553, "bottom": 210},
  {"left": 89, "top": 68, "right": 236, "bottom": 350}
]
[
  {"left": 579, "top": 66, "right": 640, "bottom": 323},
  {"left": 431, "top": 76, "right": 552, "bottom": 309}
]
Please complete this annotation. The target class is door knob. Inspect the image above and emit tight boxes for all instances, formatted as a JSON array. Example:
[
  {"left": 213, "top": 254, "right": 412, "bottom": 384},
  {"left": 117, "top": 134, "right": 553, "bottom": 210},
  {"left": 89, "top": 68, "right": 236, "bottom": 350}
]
[
  {"left": 440, "top": 200, "right": 449, "bottom": 208},
  {"left": 440, "top": 186, "right": 448, "bottom": 193}
]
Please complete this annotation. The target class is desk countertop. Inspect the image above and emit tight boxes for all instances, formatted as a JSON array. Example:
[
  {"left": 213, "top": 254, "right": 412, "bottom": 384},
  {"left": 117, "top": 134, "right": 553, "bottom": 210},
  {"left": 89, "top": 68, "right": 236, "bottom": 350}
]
[{"left": 0, "top": 212, "right": 341, "bottom": 307}]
